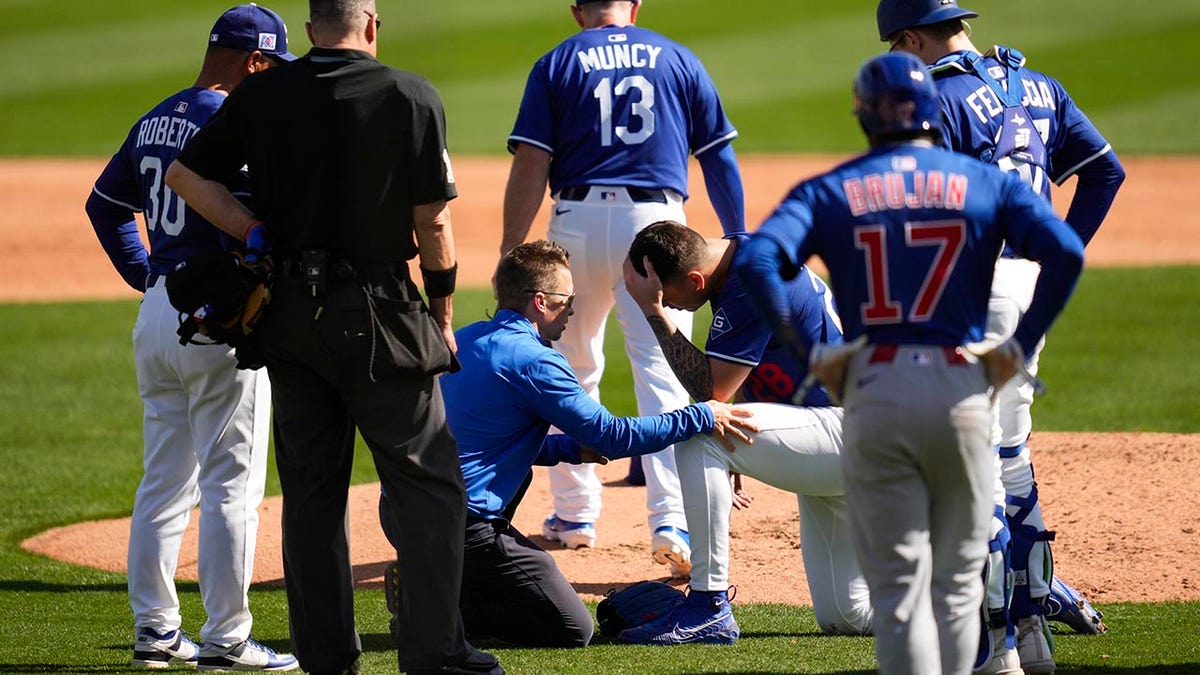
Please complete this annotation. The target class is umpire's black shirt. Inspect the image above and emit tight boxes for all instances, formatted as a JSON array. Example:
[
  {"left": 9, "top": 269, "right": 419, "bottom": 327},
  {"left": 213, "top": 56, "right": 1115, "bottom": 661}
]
[{"left": 177, "top": 47, "right": 457, "bottom": 263}]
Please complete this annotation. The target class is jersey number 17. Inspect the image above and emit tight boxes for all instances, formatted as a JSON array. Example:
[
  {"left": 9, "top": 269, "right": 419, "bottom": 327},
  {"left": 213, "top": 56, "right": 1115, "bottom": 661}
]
[{"left": 854, "top": 220, "right": 966, "bottom": 325}]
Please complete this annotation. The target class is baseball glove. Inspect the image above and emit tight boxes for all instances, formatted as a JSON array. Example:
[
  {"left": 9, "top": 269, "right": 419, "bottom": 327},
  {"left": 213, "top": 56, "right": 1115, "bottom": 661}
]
[
  {"left": 166, "top": 250, "right": 271, "bottom": 368},
  {"left": 595, "top": 580, "right": 685, "bottom": 638}
]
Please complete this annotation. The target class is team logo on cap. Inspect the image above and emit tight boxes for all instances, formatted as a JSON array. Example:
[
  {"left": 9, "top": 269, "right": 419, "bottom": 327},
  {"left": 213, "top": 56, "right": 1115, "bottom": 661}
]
[
  {"left": 210, "top": 33, "right": 219, "bottom": 43},
  {"left": 258, "top": 33, "right": 278, "bottom": 51}
]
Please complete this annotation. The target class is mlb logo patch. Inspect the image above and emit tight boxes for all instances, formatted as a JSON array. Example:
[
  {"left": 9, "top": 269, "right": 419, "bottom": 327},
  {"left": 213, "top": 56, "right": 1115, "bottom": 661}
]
[
  {"left": 174, "top": 101, "right": 189, "bottom": 114},
  {"left": 258, "top": 33, "right": 278, "bottom": 51},
  {"left": 601, "top": 191, "right": 617, "bottom": 201},
  {"left": 988, "top": 66, "right": 1006, "bottom": 80},
  {"left": 909, "top": 350, "right": 934, "bottom": 366},
  {"left": 608, "top": 34, "right": 628, "bottom": 43},
  {"left": 892, "top": 155, "right": 918, "bottom": 172}
]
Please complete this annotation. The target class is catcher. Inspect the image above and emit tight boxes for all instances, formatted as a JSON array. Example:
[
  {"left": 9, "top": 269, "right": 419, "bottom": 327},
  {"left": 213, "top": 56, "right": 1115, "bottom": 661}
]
[{"left": 381, "top": 240, "right": 757, "bottom": 648}]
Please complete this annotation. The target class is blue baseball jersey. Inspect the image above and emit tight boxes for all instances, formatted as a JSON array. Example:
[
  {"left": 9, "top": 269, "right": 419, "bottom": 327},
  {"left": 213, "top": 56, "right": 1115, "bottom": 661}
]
[
  {"left": 930, "top": 47, "right": 1112, "bottom": 204},
  {"left": 508, "top": 25, "right": 737, "bottom": 197},
  {"left": 750, "top": 144, "right": 1080, "bottom": 349},
  {"left": 92, "top": 87, "right": 244, "bottom": 277},
  {"left": 707, "top": 236, "right": 842, "bottom": 407}
]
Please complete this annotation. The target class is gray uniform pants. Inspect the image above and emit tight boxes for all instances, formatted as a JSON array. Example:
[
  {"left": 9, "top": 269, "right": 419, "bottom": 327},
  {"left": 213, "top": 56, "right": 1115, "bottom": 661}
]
[
  {"left": 840, "top": 345, "right": 994, "bottom": 675},
  {"left": 261, "top": 273, "right": 469, "bottom": 673}
]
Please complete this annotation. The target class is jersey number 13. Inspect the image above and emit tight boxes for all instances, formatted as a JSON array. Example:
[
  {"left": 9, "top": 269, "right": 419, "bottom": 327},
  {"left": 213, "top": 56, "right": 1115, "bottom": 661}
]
[{"left": 594, "top": 76, "right": 655, "bottom": 147}]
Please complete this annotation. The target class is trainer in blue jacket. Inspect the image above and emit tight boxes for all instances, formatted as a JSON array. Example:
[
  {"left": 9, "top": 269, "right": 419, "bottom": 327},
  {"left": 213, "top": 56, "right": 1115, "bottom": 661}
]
[{"left": 382, "top": 240, "right": 755, "bottom": 648}]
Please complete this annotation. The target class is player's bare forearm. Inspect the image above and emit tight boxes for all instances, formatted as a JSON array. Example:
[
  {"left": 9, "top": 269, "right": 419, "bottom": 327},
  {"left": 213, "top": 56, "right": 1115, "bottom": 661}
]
[
  {"left": 647, "top": 314, "right": 713, "bottom": 402},
  {"left": 165, "top": 160, "right": 257, "bottom": 239},
  {"left": 501, "top": 144, "right": 551, "bottom": 256}
]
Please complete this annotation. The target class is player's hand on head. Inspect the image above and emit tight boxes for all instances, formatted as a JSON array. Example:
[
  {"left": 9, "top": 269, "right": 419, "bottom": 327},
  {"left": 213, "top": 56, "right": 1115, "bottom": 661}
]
[
  {"left": 704, "top": 401, "right": 758, "bottom": 452},
  {"left": 622, "top": 255, "right": 664, "bottom": 310},
  {"left": 809, "top": 335, "right": 869, "bottom": 405}
]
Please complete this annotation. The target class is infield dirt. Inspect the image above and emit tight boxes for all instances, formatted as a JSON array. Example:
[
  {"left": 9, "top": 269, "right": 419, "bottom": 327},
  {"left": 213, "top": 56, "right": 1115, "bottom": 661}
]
[{"left": 8, "top": 155, "right": 1199, "bottom": 606}]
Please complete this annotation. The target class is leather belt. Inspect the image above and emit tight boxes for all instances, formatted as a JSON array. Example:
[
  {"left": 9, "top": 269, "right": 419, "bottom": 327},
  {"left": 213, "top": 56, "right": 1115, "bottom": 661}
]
[
  {"left": 557, "top": 185, "right": 668, "bottom": 204},
  {"left": 868, "top": 344, "right": 970, "bottom": 366}
]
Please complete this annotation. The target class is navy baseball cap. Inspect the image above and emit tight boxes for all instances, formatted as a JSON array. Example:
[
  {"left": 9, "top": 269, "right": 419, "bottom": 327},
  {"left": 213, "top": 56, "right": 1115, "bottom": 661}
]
[
  {"left": 209, "top": 3, "right": 297, "bottom": 61},
  {"left": 876, "top": 0, "right": 978, "bottom": 41}
]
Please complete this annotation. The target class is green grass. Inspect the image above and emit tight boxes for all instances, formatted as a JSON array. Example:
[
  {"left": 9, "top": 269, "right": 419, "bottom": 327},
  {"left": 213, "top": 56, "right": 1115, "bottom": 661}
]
[
  {"left": 1, "top": 0, "right": 1198, "bottom": 155},
  {"left": 0, "top": 267, "right": 1197, "bottom": 672}
]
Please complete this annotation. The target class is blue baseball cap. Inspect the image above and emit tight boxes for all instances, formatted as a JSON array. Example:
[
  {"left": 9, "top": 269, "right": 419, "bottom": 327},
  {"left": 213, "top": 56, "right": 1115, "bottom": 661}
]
[
  {"left": 876, "top": 0, "right": 978, "bottom": 41},
  {"left": 209, "top": 3, "right": 297, "bottom": 61}
]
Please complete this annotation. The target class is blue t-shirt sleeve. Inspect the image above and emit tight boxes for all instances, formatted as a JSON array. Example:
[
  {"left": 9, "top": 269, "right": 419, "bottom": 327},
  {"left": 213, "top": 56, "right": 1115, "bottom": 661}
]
[
  {"left": 706, "top": 277, "right": 770, "bottom": 367},
  {"left": 1047, "top": 82, "right": 1112, "bottom": 185},
  {"left": 534, "top": 434, "right": 585, "bottom": 466},
  {"left": 508, "top": 59, "right": 555, "bottom": 155}
]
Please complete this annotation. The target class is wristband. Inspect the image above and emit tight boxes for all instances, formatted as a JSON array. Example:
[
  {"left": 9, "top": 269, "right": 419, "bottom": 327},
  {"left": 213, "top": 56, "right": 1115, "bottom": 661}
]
[
  {"left": 421, "top": 264, "right": 458, "bottom": 298},
  {"left": 241, "top": 220, "right": 264, "bottom": 241}
]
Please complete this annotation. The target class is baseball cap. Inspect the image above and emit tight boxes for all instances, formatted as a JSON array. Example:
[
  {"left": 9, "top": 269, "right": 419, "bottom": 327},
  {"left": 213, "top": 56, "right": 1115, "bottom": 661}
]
[
  {"left": 876, "top": 0, "right": 978, "bottom": 41},
  {"left": 209, "top": 3, "right": 297, "bottom": 61},
  {"left": 575, "top": 0, "right": 641, "bottom": 5}
]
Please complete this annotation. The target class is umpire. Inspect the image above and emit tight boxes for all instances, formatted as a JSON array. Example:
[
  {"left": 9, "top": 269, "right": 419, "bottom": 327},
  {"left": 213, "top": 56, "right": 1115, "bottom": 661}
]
[{"left": 166, "top": 2, "right": 501, "bottom": 674}]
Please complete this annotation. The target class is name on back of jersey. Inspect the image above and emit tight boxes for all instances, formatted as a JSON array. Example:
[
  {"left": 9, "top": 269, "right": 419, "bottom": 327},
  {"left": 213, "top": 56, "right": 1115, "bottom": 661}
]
[
  {"left": 842, "top": 167, "right": 968, "bottom": 217},
  {"left": 135, "top": 114, "right": 202, "bottom": 152},
  {"left": 576, "top": 41, "right": 663, "bottom": 74},
  {"left": 964, "top": 76, "right": 1057, "bottom": 125}
]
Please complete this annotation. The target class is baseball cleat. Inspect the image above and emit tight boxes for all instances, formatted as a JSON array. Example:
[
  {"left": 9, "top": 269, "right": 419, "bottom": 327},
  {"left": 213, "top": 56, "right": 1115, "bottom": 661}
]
[
  {"left": 618, "top": 588, "right": 739, "bottom": 645},
  {"left": 1046, "top": 576, "right": 1107, "bottom": 635},
  {"left": 978, "top": 627, "right": 1024, "bottom": 675},
  {"left": 197, "top": 638, "right": 299, "bottom": 672},
  {"left": 541, "top": 514, "right": 596, "bottom": 549},
  {"left": 651, "top": 526, "right": 692, "bottom": 579},
  {"left": 132, "top": 627, "right": 199, "bottom": 669},
  {"left": 1017, "top": 615, "right": 1056, "bottom": 675}
]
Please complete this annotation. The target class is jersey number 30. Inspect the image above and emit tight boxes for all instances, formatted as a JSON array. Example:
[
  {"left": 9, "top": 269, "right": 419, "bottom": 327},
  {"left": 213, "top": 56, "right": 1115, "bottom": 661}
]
[
  {"left": 854, "top": 220, "right": 965, "bottom": 325},
  {"left": 139, "top": 156, "right": 185, "bottom": 235},
  {"left": 594, "top": 76, "right": 655, "bottom": 147}
]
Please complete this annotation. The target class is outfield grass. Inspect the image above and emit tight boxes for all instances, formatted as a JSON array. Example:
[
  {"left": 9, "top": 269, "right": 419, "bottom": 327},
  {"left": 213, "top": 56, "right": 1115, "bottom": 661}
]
[
  {"left": 0, "top": 268, "right": 1197, "bottom": 672},
  {"left": 2, "top": 1, "right": 1198, "bottom": 155}
]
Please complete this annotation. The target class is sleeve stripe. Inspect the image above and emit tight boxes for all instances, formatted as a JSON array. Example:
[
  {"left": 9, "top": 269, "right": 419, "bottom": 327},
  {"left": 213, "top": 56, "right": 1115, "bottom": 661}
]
[
  {"left": 91, "top": 186, "right": 142, "bottom": 213},
  {"left": 508, "top": 135, "right": 554, "bottom": 155},
  {"left": 705, "top": 350, "right": 759, "bottom": 367},
  {"left": 1052, "top": 144, "right": 1112, "bottom": 186},
  {"left": 694, "top": 130, "right": 739, "bottom": 157}
]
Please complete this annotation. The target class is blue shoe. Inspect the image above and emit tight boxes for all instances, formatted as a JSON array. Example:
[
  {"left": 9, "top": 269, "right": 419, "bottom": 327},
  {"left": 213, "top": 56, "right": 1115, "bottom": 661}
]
[
  {"left": 132, "top": 627, "right": 199, "bottom": 669},
  {"left": 1046, "top": 576, "right": 1106, "bottom": 635},
  {"left": 618, "top": 589, "right": 739, "bottom": 645},
  {"left": 651, "top": 526, "right": 691, "bottom": 579},
  {"left": 541, "top": 513, "right": 596, "bottom": 549},
  {"left": 198, "top": 638, "right": 299, "bottom": 671}
]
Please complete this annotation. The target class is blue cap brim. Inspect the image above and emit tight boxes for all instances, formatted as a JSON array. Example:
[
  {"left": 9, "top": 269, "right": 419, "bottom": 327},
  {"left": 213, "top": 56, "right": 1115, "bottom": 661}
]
[{"left": 912, "top": 7, "right": 978, "bottom": 30}]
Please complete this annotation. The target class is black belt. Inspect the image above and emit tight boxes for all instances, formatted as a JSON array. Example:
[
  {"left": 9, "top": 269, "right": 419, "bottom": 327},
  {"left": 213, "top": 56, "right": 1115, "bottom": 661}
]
[{"left": 558, "top": 185, "right": 668, "bottom": 204}]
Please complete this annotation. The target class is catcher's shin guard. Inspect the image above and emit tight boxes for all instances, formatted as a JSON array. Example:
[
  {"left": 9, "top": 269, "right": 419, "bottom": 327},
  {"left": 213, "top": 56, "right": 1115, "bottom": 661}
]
[
  {"left": 1005, "top": 477, "right": 1055, "bottom": 621},
  {"left": 975, "top": 506, "right": 1016, "bottom": 670}
]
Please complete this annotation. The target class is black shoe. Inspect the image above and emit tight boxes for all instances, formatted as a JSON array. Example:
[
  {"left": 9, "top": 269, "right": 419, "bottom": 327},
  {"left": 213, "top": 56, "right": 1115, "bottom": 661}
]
[{"left": 408, "top": 649, "right": 503, "bottom": 675}]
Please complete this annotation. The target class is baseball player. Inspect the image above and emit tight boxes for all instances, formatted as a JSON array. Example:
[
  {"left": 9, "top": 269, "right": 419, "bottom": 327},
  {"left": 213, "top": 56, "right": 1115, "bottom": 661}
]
[
  {"left": 502, "top": 0, "right": 745, "bottom": 576},
  {"left": 733, "top": 52, "right": 1085, "bottom": 675},
  {"left": 83, "top": 4, "right": 297, "bottom": 671},
  {"left": 877, "top": 1, "right": 1124, "bottom": 671},
  {"left": 618, "top": 221, "right": 873, "bottom": 645}
]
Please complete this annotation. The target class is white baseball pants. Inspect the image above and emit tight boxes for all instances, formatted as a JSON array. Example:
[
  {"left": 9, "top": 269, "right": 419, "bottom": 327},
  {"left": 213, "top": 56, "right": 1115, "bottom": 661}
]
[
  {"left": 546, "top": 186, "right": 691, "bottom": 533},
  {"left": 841, "top": 346, "right": 994, "bottom": 675},
  {"left": 987, "top": 257, "right": 1051, "bottom": 603},
  {"left": 127, "top": 280, "right": 271, "bottom": 646},
  {"left": 675, "top": 403, "right": 872, "bottom": 635}
]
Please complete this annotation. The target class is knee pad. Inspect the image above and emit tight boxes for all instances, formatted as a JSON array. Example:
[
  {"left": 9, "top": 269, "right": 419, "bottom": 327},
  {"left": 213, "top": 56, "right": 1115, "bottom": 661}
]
[{"left": 1006, "top": 484, "right": 1055, "bottom": 619}]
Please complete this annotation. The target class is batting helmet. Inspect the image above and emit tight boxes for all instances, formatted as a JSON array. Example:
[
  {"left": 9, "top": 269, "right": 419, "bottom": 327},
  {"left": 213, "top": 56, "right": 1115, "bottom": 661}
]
[
  {"left": 876, "top": 0, "right": 978, "bottom": 42},
  {"left": 852, "top": 52, "right": 941, "bottom": 143}
]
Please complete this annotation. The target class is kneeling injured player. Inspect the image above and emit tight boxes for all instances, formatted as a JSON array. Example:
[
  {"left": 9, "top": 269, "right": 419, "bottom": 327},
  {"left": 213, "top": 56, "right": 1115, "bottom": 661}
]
[{"left": 618, "top": 221, "right": 873, "bottom": 645}]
